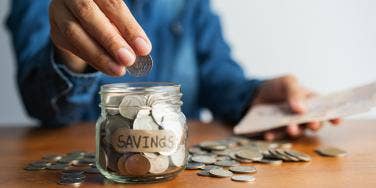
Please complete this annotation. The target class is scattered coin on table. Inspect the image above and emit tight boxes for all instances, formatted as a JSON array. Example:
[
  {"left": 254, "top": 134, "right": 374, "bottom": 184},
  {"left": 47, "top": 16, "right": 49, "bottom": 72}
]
[{"left": 315, "top": 146, "right": 347, "bottom": 157}]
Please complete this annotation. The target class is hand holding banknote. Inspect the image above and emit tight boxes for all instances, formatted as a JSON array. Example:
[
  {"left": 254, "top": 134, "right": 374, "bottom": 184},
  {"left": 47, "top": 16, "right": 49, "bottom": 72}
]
[{"left": 250, "top": 75, "right": 341, "bottom": 140}]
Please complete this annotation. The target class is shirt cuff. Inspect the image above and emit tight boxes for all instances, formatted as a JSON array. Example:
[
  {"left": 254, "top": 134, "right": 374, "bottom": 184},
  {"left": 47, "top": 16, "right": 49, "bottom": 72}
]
[
  {"left": 50, "top": 47, "right": 102, "bottom": 105},
  {"left": 236, "top": 79, "right": 264, "bottom": 122}
]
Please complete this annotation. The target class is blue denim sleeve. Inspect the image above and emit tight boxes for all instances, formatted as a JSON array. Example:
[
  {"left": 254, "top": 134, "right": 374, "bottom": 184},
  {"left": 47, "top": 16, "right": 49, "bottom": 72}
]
[
  {"left": 6, "top": 0, "right": 101, "bottom": 127},
  {"left": 195, "top": 0, "right": 263, "bottom": 123}
]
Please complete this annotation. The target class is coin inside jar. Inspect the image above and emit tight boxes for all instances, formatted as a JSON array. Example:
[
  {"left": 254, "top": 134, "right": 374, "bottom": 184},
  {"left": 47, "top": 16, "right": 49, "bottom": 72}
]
[{"left": 124, "top": 154, "right": 151, "bottom": 176}]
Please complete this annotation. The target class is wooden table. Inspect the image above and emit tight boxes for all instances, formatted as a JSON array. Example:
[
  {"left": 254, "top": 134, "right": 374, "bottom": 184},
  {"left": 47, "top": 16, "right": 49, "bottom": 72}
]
[{"left": 1, "top": 119, "right": 376, "bottom": 188}]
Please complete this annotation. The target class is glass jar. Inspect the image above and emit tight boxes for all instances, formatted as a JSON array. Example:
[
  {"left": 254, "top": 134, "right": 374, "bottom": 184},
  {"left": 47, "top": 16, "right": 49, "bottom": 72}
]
[{"left": 96, "top": 83, "right": 187, "bottom": 183}]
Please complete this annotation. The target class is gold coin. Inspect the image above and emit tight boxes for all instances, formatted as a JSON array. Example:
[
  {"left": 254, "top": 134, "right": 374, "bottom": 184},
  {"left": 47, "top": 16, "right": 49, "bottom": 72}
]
[{"left": 125, "top": 154, "right": 151, "bottom": 176}]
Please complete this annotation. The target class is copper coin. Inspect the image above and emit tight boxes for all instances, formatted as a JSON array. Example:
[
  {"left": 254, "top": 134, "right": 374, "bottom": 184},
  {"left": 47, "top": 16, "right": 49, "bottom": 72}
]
[
  {"left": 125, "top": 154, "right": 151, "bottom": 176},
  {"left": 117, "top": 155, "right": 130, "bottom": 176}
]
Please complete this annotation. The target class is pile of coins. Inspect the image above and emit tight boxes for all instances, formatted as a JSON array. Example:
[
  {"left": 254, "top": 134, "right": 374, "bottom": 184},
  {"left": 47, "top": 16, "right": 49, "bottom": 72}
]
[
  {"left": 24, "top": 151, "right": 99, "bottom": 185},
  {"left": 98, "top": 89, "right": 187, "bottom": 179},
  {"left": 186, "top": 137, "right": 313, "bottom": 182}
]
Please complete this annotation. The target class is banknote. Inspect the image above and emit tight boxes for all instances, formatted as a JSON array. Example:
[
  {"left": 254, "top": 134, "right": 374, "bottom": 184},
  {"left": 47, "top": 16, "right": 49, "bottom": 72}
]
[{"left": 234, "top": 82, "right": 376, "bottom": 134}]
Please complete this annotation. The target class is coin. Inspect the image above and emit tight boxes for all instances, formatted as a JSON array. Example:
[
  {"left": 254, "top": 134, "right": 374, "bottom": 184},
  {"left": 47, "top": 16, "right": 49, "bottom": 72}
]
[
  {"left": 58, "top": 177, "right": 84, "bottom": 185},
  {"left": 202, "top": 165, "right": 222, "bottom": 171},
  {"left": 209, "top": 168, "right": 233, "bottom": 178},
  {"left": 117, "top": 155, "right": 129, "bottom": 176},
  {"left": 285, "top": 150, "right": 311, "bottom": 162},
  {"left": 127, "top": 55, "right": 153, "bottom": 77},
  {"left": 84, "top": 167, "right": 100, "bottom": 174},
  {"left": 197, "top": 170, "right": 212, "bottom": 177},
  {"left": 24, "top": 165, "right": 45, "bottom": 171},
  {"left": 231, "top": 175, "right": 255, "bottom": 182},
  {"left": 214, "top": 160, "right": 240, "bottom": 167},
  {"left": 98, "top": 149, "right": 108, "bottom": 169},
  {"left": 170, "top": 145, "right": 186, "bottom": 167},
  {"left": 186, "top": 162, "right": 205, "bottom": 170},
  {"left": 133, "top": 109, "right": 159, "bottom": 130},
  {"left": 47, "top": 163, "right": 69, "bottom": 170},
  {"left": 191, "top": 155, "right": 217, "bottom": 164},
  {"left": 147, "top": 155, "right": 169, "bottom": 174},
  {"left": 104, "top": 114, "right": 131, "bottom": 144},
  {"left": 256, "top": 159, "right": 283, "bottom": 165},
  {"left": 316, "top": 147, "right": 347, "bottom": 157},
  {"left": 61, "top": 169, "right": 85, "bottom": 176},
  {"left": 229, "top": 166, "right": 257, "bottom": 174},
  {"left": 199, "top": 141, "right": 227, "bottom": 151},
  {"left": 42, "top": 154, "right": 62, "bottom": 162},
  {"left": 124, "top": 154, "right": 150, "bottom": 176},
  {"left": 236, "top": 150, "right": 263, "bottom": 161},
  {"left": 189, "top": 147, "right": 208, "bottom": 155},
  {"left": 119, "top": 95, "right": 147, "bottom": 119},
  {"left": 151, "top": 103, "right": 175, "bottom": 125}
]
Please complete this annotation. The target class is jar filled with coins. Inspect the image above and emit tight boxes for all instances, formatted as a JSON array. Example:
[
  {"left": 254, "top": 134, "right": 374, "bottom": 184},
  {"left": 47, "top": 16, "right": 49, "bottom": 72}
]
[{"left": 96, "top": 83, "right": 187, "bottom": 183}]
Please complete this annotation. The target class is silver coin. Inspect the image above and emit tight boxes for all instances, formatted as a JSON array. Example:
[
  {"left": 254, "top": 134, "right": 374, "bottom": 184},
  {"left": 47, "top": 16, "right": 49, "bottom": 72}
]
[
  {"left": 231, "top": 175, "right": 256, "bottom": 182},
  {"left": 61, "top": 174, "right": 86, "bottom": 180},
  {"left": 285, "top": 150, "right": 311, "bottom": 162},
  {"left": 127, "top": 55, "right": 153, "bottom": 77},
  {"left": 42, "top": 154, "right": 62, "bottom": 162},
  {"left": 229, "top": 166, "right": 257, "bottom": 174},
  {"left": 236, "top": 150, "right": 263, "bottom": 161},
  {"left": 151, "top": 103, "right": 175, "bottom": 125},
  {"left": 84, "top": 167, "right": 100, "bottom": 174},
  {"left": 199, "top": 141, "right": 227, "bottom": 151},
  {"left": 188, "top": 147, "right": 208, "bottom": 155},
  {"left": 24, "top": 165, "right": 45, "bottom": 171},
  {"left": 209, "top": 168, "right": 233, "bottom": 178},
  {"left": 316, "top": 147, "right": 347, "bottom": 157},
  {"left": 47, "top": 163, "right": 69, "bottom": 170},
  {"left": 214, "top": 160, "right": 240, "bottom": 167},
  {"left": 197, "top": 170, "right": 211, "bottom": 177},
  {"left": 191, "top": 155, "right": 217, "bottom": 164},
  {"left": 119, "top": 95, "right": 147, "bottom": 119},
  {"left": 58, "top": 178, "right": 84, "bottom": 185},
  {"left": 202, "top": 165, "right": 222, "bottom": 171},
  {"left": 147, "top": 154, "right": 169, "bottom": 174},
  {"left": 256, "top": 158, "right": 283, "bottom": 165},
  {"left": 170, "top": 145, "right": 186, "bottom": 167},
  {"left": 186, "top": 162, "right": 205, "bottom": 170},
  {"left": 133, "top": 109, "right": 159, "bottom": 130},
  {"left": 197, "top": 170, "right": 212, "bottom": 177},
  {"left": 61, "top": 169, "right": 85, "bottom": 176}
]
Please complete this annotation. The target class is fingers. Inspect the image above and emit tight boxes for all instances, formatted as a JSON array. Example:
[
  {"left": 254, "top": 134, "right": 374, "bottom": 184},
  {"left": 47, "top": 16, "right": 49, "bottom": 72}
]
[
  {"left": 94, "top": 0, "right": 152, "bottom": 55},
  {"left": 51, "top": 1, "right": 125, "bottom": 76},
  {"left": 286, "top": 124, "right": 304, "bottom": 137},
  {"left": 330, "top": 118, "right": 342, "bottom": 125},
  {"left": 264, "top": 130, "right": 287, "bottom": 141},
  {"left": 63, "top": 0, "right": 136, "bottom": 67},
  {"left": 307, "top": 121, "right": 321, "bottom": 131},
  {"left": 282, "top": 75, "right": 306, "bottom": 114}
]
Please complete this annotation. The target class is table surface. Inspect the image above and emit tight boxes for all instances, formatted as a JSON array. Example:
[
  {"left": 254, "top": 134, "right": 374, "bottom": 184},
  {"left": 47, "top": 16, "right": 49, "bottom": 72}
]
[{"left": 1, "top": 119, "right": 376, "bottom": 188}]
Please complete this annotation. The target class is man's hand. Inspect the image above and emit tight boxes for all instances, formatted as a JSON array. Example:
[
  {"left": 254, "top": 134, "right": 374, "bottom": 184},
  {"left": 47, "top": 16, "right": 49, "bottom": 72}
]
[
  {"left": 49, "top": 0, "right": 152, "bottom": 76},
  {"left": 251, "top": 75, "right": 341, "bottom": 141}
]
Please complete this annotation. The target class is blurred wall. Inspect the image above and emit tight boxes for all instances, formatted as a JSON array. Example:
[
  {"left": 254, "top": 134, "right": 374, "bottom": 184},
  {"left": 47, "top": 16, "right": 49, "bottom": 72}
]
[{"left": 0, "top": 0, "right": 375, "bottom": 125}]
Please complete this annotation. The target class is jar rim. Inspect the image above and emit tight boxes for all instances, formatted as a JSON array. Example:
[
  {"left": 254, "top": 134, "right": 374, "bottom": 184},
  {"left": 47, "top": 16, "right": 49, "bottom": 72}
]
[{"left": 100, "top": 82, "right": 181, "bottom": 93}]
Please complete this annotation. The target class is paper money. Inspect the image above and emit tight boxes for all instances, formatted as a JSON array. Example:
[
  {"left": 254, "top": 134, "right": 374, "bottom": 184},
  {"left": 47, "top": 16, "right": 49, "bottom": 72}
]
[{"left": 234, "top": 81, "right": 376, "bottom": 134}]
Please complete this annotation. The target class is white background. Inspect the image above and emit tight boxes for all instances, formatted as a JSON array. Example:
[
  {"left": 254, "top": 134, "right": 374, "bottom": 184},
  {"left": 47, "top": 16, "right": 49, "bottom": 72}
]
[{"left": 0, "top": 0, "right": 375, "bottom": 125}]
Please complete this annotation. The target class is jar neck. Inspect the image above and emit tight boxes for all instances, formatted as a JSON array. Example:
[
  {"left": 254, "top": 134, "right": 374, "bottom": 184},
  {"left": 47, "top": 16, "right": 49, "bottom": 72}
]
[{"left": 99, "top": 83, "right": 182, "bottom": 109}]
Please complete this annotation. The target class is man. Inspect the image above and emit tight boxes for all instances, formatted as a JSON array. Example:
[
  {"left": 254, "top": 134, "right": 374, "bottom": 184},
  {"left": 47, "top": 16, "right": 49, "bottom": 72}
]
[{"left": 6, "top": 0, "right": 339, "bottom": 140}]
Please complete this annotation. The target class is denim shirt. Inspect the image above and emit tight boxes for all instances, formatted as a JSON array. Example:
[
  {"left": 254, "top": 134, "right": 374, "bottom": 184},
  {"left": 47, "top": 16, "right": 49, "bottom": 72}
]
[{"left": 6, "top": 0, "right": 261, "bottom": 127}]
